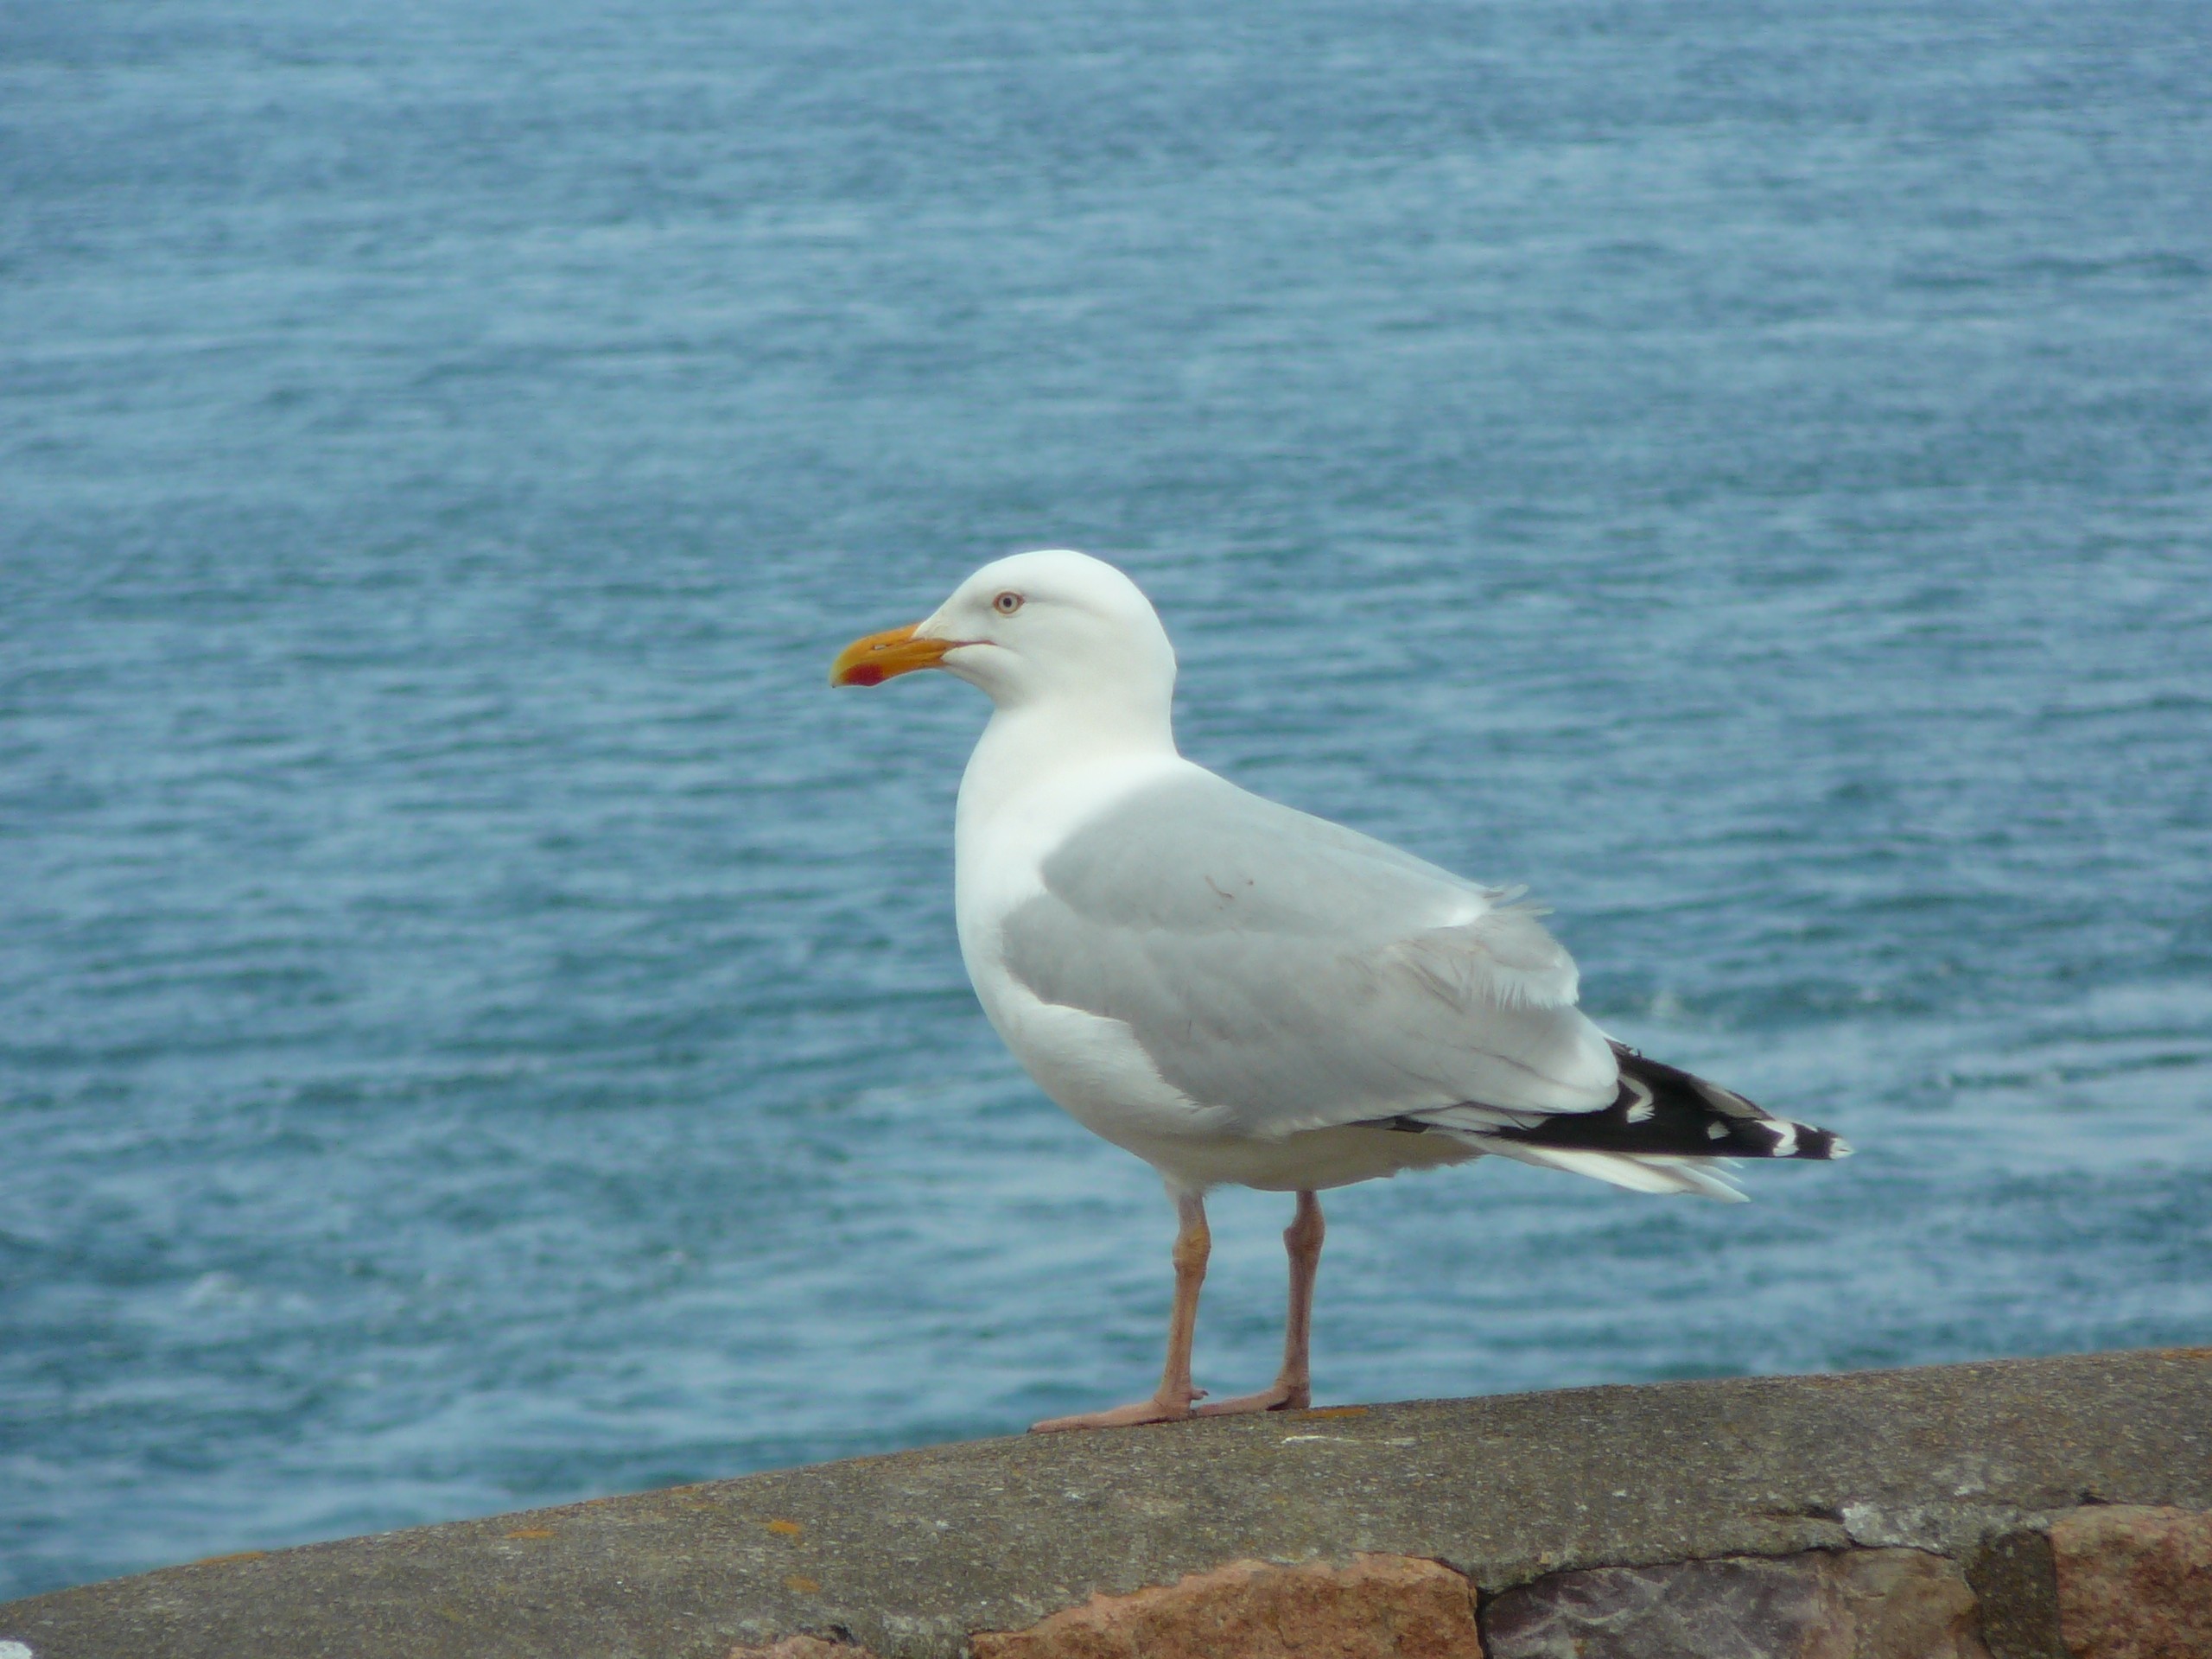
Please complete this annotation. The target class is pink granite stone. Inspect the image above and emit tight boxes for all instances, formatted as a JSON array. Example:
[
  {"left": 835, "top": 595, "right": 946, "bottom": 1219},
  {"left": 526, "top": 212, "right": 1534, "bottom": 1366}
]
[
  {"left": 2050, "top": 1505, "right": 2212, "bottom": 1659},
  {"left": 969, "top": 1554, "right": 1484, "bottom": 1659}
]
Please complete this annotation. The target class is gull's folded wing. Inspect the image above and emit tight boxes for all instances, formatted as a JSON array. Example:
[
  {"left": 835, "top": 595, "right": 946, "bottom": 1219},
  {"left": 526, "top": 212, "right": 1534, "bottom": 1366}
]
[{"left": 996, "top": 768, "right": 1620, "bottom": 1137}]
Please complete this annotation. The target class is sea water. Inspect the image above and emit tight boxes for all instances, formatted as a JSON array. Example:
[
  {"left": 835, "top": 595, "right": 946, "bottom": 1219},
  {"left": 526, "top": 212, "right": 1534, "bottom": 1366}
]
[{"left": 3, "top": 0, "right": 2209, "bottom": 1599}]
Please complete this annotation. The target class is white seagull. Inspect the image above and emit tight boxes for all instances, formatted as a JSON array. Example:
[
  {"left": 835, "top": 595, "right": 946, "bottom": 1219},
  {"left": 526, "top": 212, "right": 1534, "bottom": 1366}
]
[{"left": 831, "top": 550, "right": 1847, "bottom": 1432}]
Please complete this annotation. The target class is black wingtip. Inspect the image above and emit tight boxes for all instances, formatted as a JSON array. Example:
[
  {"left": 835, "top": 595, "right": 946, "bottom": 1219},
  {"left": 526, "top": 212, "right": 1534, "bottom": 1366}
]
[{"left": 1478, "top": 1046, "right": 1851, "bottom": 1161}]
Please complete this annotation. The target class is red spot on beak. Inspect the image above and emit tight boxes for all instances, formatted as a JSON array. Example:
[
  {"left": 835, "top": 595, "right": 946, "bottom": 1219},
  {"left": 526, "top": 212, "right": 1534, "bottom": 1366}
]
[{"left": 830, "top": 620, "right": 944, "bottom": 685}]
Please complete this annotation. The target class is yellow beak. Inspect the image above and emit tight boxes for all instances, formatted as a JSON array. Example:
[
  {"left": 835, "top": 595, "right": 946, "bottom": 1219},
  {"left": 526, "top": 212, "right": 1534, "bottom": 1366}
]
[{"left": 830, "top": 621, "right": 955, "bottom": 687}]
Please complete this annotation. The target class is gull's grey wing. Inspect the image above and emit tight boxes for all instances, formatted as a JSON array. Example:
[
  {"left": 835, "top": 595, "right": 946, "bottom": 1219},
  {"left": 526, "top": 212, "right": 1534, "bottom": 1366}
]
[{"left": 997, "top": 769, "right": 1618, "bottom": 1136}]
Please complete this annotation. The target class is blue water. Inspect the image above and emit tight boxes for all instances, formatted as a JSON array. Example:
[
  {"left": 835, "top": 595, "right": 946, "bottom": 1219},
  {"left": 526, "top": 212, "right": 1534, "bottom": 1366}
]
[{"left": 4, "top": 0, "right": 2210, "bottom": 1602}]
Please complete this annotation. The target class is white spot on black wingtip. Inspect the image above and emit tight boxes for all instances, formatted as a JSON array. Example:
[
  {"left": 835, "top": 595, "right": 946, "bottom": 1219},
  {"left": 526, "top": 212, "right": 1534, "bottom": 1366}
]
[
  {"left": 1623, "top": 1077, "right": 1656, "bottom": 1123},
  {"left": 1768, "top": 1122, "right": 1800, "bottom": 1157},
  {"left": 1705, "top": 1121, "right": 1728, "bottom": 1141},
  {"left": 1829, "top": 1137, "right": 1855, "bottom": 1158}
]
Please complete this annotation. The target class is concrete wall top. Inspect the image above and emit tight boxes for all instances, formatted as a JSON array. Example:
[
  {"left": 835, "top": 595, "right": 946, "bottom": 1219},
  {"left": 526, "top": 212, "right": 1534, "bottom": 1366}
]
[{"left": 4, "top": 1347, "right": 2208, "bottom": 1659}]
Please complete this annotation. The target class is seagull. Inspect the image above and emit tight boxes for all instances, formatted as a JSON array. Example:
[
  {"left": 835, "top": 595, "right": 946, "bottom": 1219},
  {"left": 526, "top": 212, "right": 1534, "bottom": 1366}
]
[{"left": 830, "top": 550, "right": 1848, "bottom": 1433}]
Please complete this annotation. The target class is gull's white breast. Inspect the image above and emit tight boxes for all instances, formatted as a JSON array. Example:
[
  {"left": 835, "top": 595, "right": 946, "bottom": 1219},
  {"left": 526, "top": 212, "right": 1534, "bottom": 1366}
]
[{"left": 953, "top": 729, "right": 1219, "bottom": 1157}]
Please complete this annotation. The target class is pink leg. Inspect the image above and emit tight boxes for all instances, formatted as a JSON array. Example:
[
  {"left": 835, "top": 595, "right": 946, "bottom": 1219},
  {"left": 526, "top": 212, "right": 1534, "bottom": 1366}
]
[
  {"left": 1032, "top": 1192, "right": 1211, "bottom": 1433},
  {"left": 1196, "top": 1190, "right": 1324, "bottom": 1415}
]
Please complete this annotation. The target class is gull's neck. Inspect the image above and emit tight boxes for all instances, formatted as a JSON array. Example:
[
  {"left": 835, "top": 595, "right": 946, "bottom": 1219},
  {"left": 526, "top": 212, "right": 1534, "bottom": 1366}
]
[{"left": 955, "top": 694, "right": 1184, "bottom": 884}]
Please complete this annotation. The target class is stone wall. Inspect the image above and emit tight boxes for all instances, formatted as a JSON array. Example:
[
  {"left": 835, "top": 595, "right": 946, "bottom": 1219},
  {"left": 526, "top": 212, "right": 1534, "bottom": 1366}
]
[
  {"left": 891, "top": 1514, "right": 2206, "bottom": 1659},
  {"left": 4, "top": 1348, "right": 2209, "bottom": 1659}
]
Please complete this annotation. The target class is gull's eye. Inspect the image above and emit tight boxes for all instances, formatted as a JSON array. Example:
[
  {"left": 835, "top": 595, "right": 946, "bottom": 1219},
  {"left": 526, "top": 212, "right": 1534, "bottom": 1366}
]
[{"left": 992, "top": 591, "right": 1024, "bottom": 615}]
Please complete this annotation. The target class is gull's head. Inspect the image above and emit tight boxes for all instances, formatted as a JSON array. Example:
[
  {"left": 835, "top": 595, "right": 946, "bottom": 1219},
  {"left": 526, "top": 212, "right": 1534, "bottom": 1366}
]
[{"left": 830, "top": 550, "right": 1177, "bottom": 722}]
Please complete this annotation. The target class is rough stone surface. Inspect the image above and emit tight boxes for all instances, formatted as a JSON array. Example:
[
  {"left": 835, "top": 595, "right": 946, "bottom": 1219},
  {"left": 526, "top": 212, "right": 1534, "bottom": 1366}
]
[
  {"left": 1481, "top": 1548, "right": 1988, "bottom": 1659},
  {"left": 1963, "top": 1531, "right": 2066, "bottom": 1659},
  {"left": 1829, "top": 1549, "right": 1993, "bottom": 1659},
  {"left": 2050, "top": 1504, "right": 2212, "bottom": 1659},
  {"left": 726, "top": 1641, "right": 868, "bottom": 1659},
  {"left": 2, "top": 1348, "right": 2207, "bottom": 1659},
  {"left": 1484, "top": 1554, "right": 1821, "bottom": 1657},
  {"left": 969, "top": 1554, "right": 1481, "bottom": 1659}
]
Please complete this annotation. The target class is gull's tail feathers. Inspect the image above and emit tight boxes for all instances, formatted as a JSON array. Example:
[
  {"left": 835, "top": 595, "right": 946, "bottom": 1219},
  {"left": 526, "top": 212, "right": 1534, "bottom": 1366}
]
[{"left": 1481, "top": 1141, "right": 1751, "bottom": 1202}]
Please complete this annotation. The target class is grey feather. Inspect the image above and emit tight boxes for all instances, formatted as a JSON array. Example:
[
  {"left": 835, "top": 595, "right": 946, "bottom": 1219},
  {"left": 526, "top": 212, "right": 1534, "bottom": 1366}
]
[{"left": 997, "top": 771, "right": 1618, "bottom": 1137}]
